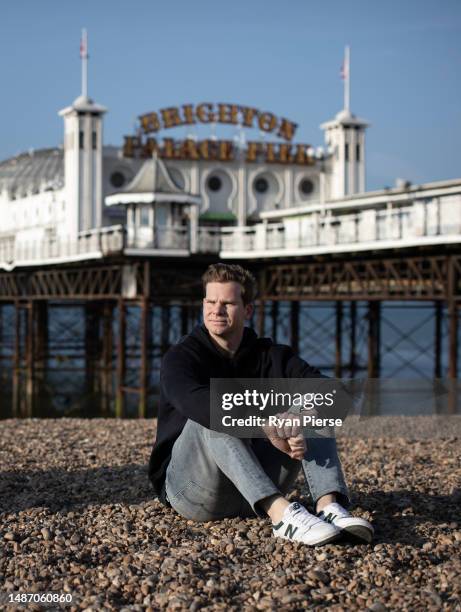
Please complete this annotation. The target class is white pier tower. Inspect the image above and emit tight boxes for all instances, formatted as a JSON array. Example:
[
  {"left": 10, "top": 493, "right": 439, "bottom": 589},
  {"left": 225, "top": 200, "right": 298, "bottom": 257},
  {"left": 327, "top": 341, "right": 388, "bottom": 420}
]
[
  {"left": 58, "top": 29, "right": 107, "bottom": 235},
  {"left": 321, "top": 46, "right": 369, "bottom": 198}
]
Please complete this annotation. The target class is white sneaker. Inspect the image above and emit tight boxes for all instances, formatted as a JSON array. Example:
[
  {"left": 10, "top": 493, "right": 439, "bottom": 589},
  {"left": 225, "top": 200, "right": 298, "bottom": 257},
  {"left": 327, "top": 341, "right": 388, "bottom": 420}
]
[
  {"left": 318, "top": 502, "right": 374, "bottom": 543},
  {"left": 272, "top": 502, "right": 340, "bottom": 546}
]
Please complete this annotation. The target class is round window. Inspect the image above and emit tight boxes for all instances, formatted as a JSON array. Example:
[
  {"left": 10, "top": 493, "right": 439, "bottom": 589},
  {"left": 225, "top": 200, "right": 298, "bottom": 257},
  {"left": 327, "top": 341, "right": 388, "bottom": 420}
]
[
  {"left": 254, "top": 177, "right": 269, "bottom": 194},
  {"left": 300, "top": 178, "right": 314, "bottom": 195},
  {"left": 110, "top": 171, "right": 125, "bottom": 189},
  {"left": 207, "top": 176, "right": 222, "bottom": 192}
]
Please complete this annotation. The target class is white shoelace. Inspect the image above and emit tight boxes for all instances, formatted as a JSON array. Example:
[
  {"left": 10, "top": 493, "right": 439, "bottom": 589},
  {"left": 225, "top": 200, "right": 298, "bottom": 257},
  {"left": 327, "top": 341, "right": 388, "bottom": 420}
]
[
  {"left": 288, "top": 505, "right": 322, "bottom": 530},
  {"left": 320, "top": 502, "right": 350, "bottom": 519}
]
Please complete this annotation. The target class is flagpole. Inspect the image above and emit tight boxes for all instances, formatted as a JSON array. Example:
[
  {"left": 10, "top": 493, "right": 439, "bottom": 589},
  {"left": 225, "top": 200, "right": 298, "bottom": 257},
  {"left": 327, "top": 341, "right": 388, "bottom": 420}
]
[
  {"left": 344, "top": 45, "right": 350, "bottom": 112},
  {"left": 81, "top": 28, "right": 88, "bottom": 98}
]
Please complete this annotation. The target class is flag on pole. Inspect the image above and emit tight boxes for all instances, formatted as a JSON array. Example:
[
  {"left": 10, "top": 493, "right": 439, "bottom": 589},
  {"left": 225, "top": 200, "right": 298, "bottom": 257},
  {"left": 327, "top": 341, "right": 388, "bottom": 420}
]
[
  {"left": 80, "top": 29, "right": 88, "bottom": 59},
  {"left": 340, "top": 55, "right": 348, "bottom": 80}
]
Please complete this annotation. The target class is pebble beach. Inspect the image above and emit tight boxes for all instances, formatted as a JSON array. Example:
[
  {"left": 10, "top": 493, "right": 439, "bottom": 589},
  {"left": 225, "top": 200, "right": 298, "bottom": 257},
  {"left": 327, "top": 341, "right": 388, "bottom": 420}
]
[{"left": 1, "top": 418, "right": 460, "bottom": 611}]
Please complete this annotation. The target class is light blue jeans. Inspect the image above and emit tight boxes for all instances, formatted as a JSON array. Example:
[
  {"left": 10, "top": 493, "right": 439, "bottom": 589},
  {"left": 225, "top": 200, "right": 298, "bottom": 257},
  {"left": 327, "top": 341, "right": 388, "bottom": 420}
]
[{"left": 165, "top": 419, "right": 349, "bottom": 522}]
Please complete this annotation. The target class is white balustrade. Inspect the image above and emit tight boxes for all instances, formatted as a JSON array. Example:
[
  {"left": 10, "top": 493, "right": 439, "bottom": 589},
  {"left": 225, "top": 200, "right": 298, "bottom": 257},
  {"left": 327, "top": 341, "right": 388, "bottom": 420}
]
[
  {"left": 198, "top": 228, "right": 221, "bottom": 253},
  {"left": 220, "top": 193, "right": 461, "bottom": 255},
  {"left": 1, "top": 191, "right": 461, "bottom": 268}
]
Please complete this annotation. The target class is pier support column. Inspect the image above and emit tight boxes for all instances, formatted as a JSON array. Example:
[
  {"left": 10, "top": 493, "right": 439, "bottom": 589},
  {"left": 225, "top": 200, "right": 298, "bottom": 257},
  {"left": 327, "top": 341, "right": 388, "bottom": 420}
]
[
  {"left": 271, "top": 301, "right": 278, "bottom": 343},
  {"left": 25, "top": 301, "right": 35, "bottom": 418},
  {"left": 434, "top": 301, "right": 442, "bottom": 379},
  {"left": 257, "top": 269, "right": 267, "bottom": 338},
  {"left": 161, "top": 305, "right": 170, "bottom": 356},
  {"left": 85, "top": 302, "right": 101, "bottom": 395},
  {"left": 448, "top": 257, "right": 459, "bottom": 413},
  {"left": 0, "top": 303, "right": 3, "bottom": 355},
  {"left": 34, "top": 301, "right": 48, "bottom": 411},
  {"left": 257, "top": 301, "right": 265, "bottom": 337},
  {"left": 12, "top": 301, "right": 21, "bottom": 417},
  {"left": 0, "top": 304, "right": 4, "bottom": 410},
  {"left": 448, "top": 305, "right": 458, "bottom": 379},
  {"left": 434, "top": 300, "right": 444, "bottom": 413},
  {"left": 349, "top": 301, "right": 357, "bottom": 378},
  {"left": 139, "top": 297, "right": 150, "bottom": 418},
  {"left": 290, "top": 301, "right": 299, "bottom": 354},
  {"left": 367, "top": 301, "right": 381, "bottom": 416},
  {"left": 448, "top": 301, "right": 458, "bottom": 415},
  {"left": 101, "top": 301, "right": 114, "bottom": 417},
  {"left": 367, "top": 301, "right": 381, "bottom": 378},
  {"left": 115, "top": 299, "right": 126, "bottom": 418},
  {"left": 448, "top": 303, "right": 458, "bottom": 414},
  {"left": 335, "top": 301, "right": 343, "bottom": 378}
]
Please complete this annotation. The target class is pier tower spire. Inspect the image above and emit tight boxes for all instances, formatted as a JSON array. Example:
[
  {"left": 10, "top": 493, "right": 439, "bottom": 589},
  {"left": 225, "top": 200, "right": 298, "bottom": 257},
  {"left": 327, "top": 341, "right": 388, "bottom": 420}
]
[
  {"left": 59, "top": 29, "right": 107, "bottom": 235},
  {"left": 342, "top": 44, "right": 350, "bottom": 113},
  {"left": 80, "top": 28, "right": 89, "bottom": 99}
]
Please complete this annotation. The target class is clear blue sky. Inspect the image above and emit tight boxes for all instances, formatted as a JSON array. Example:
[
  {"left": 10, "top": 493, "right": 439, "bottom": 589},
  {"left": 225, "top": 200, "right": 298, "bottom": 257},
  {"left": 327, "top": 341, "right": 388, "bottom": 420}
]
[{"left": 1, "top": 0, "right": 460, "bottom": 190}]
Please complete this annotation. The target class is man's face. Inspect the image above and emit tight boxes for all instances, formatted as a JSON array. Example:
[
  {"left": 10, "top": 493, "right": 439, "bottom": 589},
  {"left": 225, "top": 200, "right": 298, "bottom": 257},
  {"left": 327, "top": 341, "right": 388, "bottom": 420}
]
[{"left": 203, "top": 281, "right": 253, "bottom": 339}]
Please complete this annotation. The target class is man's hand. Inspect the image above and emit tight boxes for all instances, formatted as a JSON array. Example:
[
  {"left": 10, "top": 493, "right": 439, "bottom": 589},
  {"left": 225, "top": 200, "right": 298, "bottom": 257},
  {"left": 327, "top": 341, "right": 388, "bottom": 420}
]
[
  {"left": 262, "top": 412, "right": 306, "bottom": 460},
  {"left": 275, "top": 411, "right": 302, "bottom": 439},
  {"left": 263, "top": 434, "right": 292, "bottom": 456},
  {"left": 263, "top": 411, "right": 301, "bottom": 439},
  {"left": 286, "top": 434, "right": 306, "bottom": 460},
  {"left": 263, "top": 433, "right": 306, "bottom": 460}
]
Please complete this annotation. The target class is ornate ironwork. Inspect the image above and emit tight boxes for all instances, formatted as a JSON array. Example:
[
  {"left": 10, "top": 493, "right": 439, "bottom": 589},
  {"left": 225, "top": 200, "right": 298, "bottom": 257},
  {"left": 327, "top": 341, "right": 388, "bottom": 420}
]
[{"left": 259, "top": 255, "right": 461, "bottom": 301}]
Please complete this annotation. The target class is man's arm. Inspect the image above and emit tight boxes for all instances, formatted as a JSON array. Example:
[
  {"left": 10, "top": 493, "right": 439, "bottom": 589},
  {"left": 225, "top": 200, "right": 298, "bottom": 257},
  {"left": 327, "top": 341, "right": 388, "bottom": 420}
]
[
  {"left": 160, "top": 349, "right": 213, "bottom": 429},
  {"left": 261, "top": 346, "right": 324, "bottom": 458}
]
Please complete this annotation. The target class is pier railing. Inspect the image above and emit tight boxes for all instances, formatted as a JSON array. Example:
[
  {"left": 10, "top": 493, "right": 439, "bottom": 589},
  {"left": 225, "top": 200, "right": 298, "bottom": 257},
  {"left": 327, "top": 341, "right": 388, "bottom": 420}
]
[
  {"left": 1, "top": 189, "right": 461, "bottom": 269},
  {"left": 0, "top": 223, "right": 224, "bottom": 269},
  {"left": 125, "top": 226, "right": 221, "bottom": 252},
  {"left": 220, "top": 192, "right": 461, "bottom": 257},
  {"left": 0, "top": 225, "right": 126, "bottom": 270},
  {"left": 198, "top": 227, "right": 222, "bottom": 252},
  {"left": 127, "top": 226, "right": 189, "bottom": 251}
]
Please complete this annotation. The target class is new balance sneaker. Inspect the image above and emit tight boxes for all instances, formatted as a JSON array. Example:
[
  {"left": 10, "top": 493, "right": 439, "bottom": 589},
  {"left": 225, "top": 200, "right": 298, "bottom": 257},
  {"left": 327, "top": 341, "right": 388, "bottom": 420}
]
[
  {"left": 318, "top": 502, "right": 374, "bottom": 543},
  {"left": 272, "top": 502, "right": 341, "bottom": 546}
]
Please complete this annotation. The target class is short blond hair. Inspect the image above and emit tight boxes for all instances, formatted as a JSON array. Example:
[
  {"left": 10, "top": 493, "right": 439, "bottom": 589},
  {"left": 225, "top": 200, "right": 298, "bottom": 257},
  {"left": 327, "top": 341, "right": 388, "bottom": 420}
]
[{"left": 202, "top": 263, "right": 257, "bottom": 305}]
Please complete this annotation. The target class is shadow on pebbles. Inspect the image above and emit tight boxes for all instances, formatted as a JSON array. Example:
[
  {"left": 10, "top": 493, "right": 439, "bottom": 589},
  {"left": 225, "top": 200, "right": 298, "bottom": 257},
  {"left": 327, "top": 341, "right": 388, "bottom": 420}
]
[{"left": 0, "top": 418, "right": 460, "bottom": 611}]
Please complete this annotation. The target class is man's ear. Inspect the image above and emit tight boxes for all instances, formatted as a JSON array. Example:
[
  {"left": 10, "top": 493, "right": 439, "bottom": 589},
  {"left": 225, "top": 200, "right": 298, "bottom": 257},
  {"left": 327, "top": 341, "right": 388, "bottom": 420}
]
[{"left": 245, "top": 303, "right": 254, "bottom": 320}]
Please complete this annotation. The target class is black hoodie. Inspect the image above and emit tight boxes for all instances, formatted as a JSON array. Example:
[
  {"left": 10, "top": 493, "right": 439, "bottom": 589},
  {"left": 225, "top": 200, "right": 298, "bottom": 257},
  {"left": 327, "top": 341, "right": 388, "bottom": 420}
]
[{"left": 148, "top": 324, "right": 323, "bottom": 495}]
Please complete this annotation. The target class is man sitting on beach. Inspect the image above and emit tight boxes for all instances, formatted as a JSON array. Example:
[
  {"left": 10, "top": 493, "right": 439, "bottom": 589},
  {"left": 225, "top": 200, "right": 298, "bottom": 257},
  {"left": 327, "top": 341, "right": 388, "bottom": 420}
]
[{"left": 149, "top": 263, "right": 373, "bottom": 546}]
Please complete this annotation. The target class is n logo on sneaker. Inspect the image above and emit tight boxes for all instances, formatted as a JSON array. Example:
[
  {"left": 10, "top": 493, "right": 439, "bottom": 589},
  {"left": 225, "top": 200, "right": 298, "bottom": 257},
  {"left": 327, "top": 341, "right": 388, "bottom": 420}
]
[
  {"left": 323, "top": 513, "right": 337, "bottom": 524},
  {"left": 284, "top": 523, "right": 298, "bottom": 539}
]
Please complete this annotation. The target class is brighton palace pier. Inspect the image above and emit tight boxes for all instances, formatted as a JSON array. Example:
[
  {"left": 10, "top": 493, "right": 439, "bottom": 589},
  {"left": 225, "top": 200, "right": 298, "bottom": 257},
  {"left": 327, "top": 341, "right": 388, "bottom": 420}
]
[{"left": 1, "top": 85, "right": 460, "bottom": 417}]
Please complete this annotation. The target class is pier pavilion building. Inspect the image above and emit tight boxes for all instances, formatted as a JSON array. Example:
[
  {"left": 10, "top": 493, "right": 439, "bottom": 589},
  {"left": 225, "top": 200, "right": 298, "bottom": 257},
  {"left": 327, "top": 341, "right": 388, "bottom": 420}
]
[{"left": 0, "top": 90, "right": 459, "bottom": 268}]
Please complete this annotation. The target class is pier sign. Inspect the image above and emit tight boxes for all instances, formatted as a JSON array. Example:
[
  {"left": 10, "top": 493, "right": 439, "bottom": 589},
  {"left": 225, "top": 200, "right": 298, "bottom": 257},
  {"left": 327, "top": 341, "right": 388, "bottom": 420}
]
[
  {"left": 138, "top": 103, "right": 298, "bottom": 141},
  {"left": 122, "top": 102, "right": 316, "bottom": 166}
]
